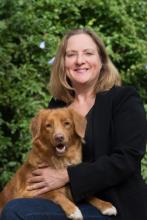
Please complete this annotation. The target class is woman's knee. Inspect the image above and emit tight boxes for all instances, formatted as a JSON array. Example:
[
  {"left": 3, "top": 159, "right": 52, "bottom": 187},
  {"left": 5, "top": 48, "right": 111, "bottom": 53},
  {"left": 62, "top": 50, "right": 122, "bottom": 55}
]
[
  {"left": 0, "top": 199, "right": 24, "bottom": 220},
  {"left": 0, "top": 198, "right": 67, "bottom": 220}
]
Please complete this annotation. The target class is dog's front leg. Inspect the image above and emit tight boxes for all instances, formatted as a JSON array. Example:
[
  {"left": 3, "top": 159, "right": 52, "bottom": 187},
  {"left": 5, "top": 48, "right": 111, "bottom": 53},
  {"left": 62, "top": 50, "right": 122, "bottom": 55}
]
[
  {"left": 87, "top": 196, "right": 117, "bottom": 216},
  {"left": 44, "top": 192, "right": 83, "bottom": 220}
]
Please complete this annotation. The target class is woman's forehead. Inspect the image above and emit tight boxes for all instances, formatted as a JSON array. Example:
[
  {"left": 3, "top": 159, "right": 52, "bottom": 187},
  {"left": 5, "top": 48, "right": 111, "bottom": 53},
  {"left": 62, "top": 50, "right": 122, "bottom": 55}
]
[{"left": 66, "top": 33, "right": 97, "bottom": 51}]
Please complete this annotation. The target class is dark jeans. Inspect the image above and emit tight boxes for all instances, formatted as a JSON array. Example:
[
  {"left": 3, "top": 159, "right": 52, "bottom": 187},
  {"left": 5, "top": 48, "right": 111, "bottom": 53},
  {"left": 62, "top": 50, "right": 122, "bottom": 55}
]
[{"left": 0, "top": 198, "right": 111, "bottom": 220}]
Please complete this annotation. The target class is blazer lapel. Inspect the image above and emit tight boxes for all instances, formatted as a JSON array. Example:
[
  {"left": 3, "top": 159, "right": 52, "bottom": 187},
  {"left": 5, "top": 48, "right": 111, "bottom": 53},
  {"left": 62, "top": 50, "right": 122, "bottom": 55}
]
[{"left": 92, "top": 91, "right": 113, "bottom": 159}]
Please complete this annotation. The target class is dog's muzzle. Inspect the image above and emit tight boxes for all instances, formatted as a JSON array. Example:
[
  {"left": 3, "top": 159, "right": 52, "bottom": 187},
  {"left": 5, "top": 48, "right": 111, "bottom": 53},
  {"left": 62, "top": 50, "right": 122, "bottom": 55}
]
[{"left": 54, "top": 133, "right": 67, "bottom": 154}]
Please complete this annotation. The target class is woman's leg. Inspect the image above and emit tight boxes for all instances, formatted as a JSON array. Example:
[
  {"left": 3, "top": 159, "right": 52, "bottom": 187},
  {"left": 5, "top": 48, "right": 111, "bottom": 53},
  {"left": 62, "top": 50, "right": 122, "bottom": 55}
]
[{"left": 0, "top": 198, "right": 111, "bottom": 220}]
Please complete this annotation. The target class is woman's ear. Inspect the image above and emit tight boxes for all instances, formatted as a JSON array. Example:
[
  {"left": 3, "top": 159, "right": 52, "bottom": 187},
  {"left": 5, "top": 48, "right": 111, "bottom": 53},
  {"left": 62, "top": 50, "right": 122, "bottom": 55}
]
[{"left": 69, "top": 108, "right": 87, "bottom": 139}]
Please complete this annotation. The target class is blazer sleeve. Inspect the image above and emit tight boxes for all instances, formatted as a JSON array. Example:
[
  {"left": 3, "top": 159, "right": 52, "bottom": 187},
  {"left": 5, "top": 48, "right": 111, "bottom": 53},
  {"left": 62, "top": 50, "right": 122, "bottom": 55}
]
[{"left": 67, "top": 86, "right": 147, "bottom": 202}]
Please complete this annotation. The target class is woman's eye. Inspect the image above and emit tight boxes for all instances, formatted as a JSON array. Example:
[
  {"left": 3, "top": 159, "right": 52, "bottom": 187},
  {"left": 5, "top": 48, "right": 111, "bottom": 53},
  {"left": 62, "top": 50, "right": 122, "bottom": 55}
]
[
  {"left": 66, "top": 53, "right": 75, "bottom": 57},
  {"left": 86, "top": 52, "right": 93, "bottom": 56}
]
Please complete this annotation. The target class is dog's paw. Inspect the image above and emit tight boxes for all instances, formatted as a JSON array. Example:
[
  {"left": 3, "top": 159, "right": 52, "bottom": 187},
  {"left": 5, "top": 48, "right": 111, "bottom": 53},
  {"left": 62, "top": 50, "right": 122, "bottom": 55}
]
[
  {"left": 68, "top": 207, "right": 83, "bottom": 220},
  {"left": 102, "top": 205, "right": 117, "bottom": 216}
]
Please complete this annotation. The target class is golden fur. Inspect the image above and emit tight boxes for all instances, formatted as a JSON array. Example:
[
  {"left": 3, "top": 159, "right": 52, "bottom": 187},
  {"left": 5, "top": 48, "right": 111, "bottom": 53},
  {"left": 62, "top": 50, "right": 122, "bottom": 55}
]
[{"left": 0, "top": 108, "right": 117, "bottom": 219}]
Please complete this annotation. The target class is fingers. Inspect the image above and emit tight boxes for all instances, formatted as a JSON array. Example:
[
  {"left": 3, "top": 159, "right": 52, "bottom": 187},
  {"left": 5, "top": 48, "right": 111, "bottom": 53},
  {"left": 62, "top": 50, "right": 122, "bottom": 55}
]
[
  {"left": 27, "top": 181, "right": 47, "bottom": 191},
  {"left": 32, "top": 169, "right": 42, "bottom": 176},
  {"left": 31, "top": 187, "right": 49, "bottom": 197},
  {"left": 27, "top": 176, "right": 43, "bottom": 183},
  {"left": 38, "top": 162, "right": 49, "bottom": 168}
]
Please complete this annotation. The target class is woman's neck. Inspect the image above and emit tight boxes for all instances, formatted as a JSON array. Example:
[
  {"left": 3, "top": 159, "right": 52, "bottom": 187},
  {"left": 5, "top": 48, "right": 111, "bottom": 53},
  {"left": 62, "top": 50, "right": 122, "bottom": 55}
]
[
  {"left": 69, "top": 88, "right": 96, "bottom": 116},
  {"left": 73, "top": 84, "right": 95, "bottom": 102},
  {"left": 74, "top": 92, "right": 94, "bottom": 104}
]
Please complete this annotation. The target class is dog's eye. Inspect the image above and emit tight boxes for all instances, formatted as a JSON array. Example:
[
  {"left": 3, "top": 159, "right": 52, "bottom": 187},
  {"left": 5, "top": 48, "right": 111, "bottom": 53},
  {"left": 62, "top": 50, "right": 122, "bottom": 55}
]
[
  {"left": 64, "top": 121, "right": 71, "bottom": 127},
  {"left": 46, "top": 123, "right": 52, "bottom": 129}
]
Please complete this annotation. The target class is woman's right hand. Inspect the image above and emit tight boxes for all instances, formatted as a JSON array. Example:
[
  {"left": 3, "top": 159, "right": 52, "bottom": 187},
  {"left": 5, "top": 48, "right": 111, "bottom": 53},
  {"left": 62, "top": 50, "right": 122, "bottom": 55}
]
[{"left": 26, "top": 164, "right": 69, "bottom": 196}]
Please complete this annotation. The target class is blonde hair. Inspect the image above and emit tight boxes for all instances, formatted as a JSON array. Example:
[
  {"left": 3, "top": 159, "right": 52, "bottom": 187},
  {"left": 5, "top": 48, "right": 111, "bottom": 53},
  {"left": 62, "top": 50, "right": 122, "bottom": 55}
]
[{"left": 49, "top": 28, "right": 121, "bottom": 103}]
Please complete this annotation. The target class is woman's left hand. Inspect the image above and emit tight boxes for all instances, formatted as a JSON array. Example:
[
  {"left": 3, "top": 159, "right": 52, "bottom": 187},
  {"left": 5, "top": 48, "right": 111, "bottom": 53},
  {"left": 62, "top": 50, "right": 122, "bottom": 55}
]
[{"left": 26, "top": 164, "right": 69, "bottom": 196}]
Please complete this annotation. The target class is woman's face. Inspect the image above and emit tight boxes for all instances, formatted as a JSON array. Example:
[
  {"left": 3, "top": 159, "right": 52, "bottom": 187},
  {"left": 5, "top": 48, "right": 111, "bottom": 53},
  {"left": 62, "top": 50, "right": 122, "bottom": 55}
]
[{"left": 65, "top": 33, "right": 102, "bottom": 89}]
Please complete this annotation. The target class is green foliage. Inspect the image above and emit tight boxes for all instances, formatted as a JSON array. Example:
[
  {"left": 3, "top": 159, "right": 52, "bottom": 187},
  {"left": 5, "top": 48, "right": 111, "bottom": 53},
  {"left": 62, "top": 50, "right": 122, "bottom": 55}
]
[
  {"left": 142, "top": 147, "right": 147, "bottom": 183},
  {"left": 0, "top": 0, "right": 147, "bottom": 188}
]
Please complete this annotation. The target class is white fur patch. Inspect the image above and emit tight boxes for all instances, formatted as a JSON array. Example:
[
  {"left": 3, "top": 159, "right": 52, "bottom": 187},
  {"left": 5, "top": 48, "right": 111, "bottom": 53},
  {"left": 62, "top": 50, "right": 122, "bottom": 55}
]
[
  {"left": 102, "top": 205, "right": 117, "bottom": 216},
  {"left": 68, "top": 207, "right": 83, "bottom": 220}
]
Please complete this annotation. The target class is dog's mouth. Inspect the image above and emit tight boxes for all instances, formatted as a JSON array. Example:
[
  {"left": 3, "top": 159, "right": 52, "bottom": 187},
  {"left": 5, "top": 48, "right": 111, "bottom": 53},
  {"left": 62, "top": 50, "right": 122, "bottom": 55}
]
[{"left": 55, "top": 144, "right": 67, "bottom": 154}]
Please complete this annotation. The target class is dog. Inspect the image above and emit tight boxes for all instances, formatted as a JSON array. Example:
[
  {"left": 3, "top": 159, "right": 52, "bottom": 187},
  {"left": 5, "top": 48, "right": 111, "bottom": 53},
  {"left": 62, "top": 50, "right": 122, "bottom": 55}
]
[{"left": 0, "top": 108, "right": 117, "bottom": 219}]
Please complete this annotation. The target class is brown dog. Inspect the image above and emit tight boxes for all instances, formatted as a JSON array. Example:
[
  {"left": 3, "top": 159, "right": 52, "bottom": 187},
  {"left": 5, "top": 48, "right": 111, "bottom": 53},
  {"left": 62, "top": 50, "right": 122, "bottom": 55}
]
[{"left": 0, "top": 108, "right": 117, "bottom": 219}]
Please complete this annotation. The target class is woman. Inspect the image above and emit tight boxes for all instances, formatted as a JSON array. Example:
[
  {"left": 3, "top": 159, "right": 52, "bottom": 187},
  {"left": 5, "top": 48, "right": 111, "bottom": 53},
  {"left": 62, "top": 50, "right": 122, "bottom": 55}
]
[{"left": 1, "top": 28, "right": 147, "bottom": 220}]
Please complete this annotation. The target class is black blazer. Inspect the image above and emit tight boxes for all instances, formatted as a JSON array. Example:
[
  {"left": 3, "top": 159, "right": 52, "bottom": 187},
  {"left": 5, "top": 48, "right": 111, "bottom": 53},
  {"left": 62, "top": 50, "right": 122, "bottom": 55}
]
[{"left": 49, "top": 86, "right": 147, "bottom": 220}]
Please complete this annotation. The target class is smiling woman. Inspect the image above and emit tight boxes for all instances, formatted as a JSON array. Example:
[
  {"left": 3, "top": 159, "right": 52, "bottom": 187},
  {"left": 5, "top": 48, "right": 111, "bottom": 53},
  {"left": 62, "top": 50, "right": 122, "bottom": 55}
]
[
  {"left": 0, "top": 28, "right": 147, "bottom": 220},
  {"left": 49, "top": 29, "right": 121, "bottom": 103}
]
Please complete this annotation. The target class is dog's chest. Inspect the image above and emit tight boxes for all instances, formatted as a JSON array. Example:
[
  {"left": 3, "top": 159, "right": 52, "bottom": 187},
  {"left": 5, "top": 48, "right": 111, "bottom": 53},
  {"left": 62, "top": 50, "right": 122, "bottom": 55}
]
[{"left": 51, "top": 156, "right": 81, "bottom": 169}]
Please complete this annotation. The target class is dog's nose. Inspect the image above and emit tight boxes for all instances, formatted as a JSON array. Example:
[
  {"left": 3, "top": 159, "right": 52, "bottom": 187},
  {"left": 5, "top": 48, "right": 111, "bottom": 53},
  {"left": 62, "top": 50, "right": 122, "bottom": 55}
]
[{"left": 54, "top": 133, "right": 64, "bottom": 142}]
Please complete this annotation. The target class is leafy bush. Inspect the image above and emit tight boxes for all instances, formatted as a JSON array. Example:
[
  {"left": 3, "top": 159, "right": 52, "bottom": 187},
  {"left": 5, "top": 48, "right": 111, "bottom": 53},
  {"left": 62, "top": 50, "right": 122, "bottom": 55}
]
[{"left": 0, "top": 0, "right": 147, "bottom": 189}]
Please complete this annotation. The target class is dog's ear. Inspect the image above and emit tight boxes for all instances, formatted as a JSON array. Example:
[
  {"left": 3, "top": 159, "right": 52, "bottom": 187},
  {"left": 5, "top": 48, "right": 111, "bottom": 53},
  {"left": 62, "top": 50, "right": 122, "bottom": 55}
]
[
  {"left": 30, "top": 109, "right": 48, "bottom": 140},
  {"left": 69, "top": 109, "right": 87, "bottom": 139}
]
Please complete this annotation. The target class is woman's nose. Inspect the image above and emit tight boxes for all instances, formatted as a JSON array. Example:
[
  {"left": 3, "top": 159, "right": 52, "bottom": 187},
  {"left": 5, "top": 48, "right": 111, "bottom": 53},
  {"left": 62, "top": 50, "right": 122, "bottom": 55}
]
[{"left": 76, "top": 54, "right": 85, "bottom": 64}]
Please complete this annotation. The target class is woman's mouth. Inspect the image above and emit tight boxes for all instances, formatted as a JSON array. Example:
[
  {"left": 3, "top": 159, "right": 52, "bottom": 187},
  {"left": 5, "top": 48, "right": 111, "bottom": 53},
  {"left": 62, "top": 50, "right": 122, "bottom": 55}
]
[{"left": 74, "top": 68, "right": 89, "bottom": 73}]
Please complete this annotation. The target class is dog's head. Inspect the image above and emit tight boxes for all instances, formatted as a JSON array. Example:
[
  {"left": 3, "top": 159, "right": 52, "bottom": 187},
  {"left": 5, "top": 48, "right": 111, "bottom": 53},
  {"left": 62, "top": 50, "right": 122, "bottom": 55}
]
[{"left": 30, "top": 108, "right": 87, "bottom": 156}]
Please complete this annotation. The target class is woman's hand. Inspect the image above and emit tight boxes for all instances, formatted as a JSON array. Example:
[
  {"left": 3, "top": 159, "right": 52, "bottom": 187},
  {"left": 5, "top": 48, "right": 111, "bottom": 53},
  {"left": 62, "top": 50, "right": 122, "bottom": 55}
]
[{"left": 26, "top": 164, "right": 69, "bottom": 196}]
